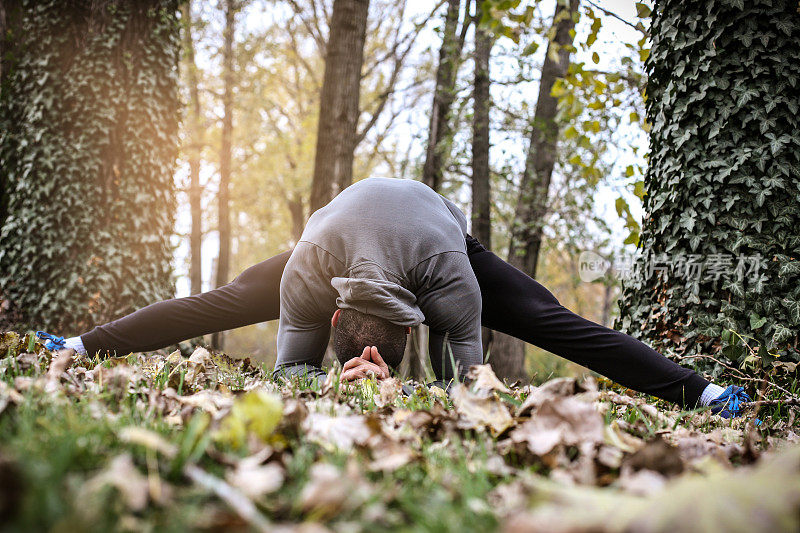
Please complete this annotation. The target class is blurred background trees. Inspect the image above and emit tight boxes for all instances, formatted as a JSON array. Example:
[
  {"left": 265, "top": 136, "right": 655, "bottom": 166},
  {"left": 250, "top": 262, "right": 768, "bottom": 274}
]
[{"left": 177, "top": 0, "right": 654, "bottom": 378}]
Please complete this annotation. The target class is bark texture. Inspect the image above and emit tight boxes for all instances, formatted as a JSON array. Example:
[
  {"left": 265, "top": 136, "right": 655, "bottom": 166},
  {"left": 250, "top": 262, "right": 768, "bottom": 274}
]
[
  {"left": 471, "top": 15, "right": 493, "bottom": 357},
  {"left": 212, "top": 0, "right": 235, "bottom": 349},
  {"left": 491, "top": 0, "right": 579, "bottom": 382},
  {"left": 421, "top": 0, "right": 470, "bottom": 192},
  {"left": 309, "top": 0, "right": 369, "bottom": 212},
  {"left": 182, "top": 1, "right": 203, "bottom": 296}
]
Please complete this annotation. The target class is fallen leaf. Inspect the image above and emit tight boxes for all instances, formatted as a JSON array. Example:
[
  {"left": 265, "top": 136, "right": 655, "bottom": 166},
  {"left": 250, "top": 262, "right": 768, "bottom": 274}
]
[
  {"left": 83, "top": 454, "right": 150, "bottom": 511},
  {"left": 303, "top": 412, "right": 374, "bottom": 451},
  {"left": 119, "top": 426, "right": 178, "bottom": 458},
  {"left": 623, "top": 435, "right": 684, "bottom": 477},
  {"left": 376, "top": 377, "right": 402, "bottom": 407},
  {"left": 467, "top": 364, "right": 510, "bottom": 395},
  {"left": 451, "top": 383, "right": 514, "bottom": 435},
  {"left": 226, "top": 462, "right": 284, "bottom": 499},
  {"left": 216, "top": 389, "right": 283, "bottom": 448},
  {"left": 511, "top": 396, "right": 604, "bottom": 456},
  {"left": 299, "top": 462, "right": 370, "bottom": 518}
]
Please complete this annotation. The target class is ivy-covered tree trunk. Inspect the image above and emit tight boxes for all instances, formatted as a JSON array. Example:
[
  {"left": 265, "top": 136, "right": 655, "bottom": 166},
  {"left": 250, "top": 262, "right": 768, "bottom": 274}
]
[
  {"left": 0, "top": 0, "right": 180, "bottom": 334},
  {"left": 618, "top": 0, "right": 800, "bottom": 368},
  {"left": 491, "top": 0, "right": 579, "bottom": 382}
]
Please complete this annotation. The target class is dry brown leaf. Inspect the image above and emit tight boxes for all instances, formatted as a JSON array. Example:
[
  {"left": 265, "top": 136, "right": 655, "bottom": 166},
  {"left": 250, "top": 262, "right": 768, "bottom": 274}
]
[
  {"left": 467, "top": 364, "right": 510, "bottom": 395},
  {"left": 83, "top": 454, "right": 150, "bottom": 511},
  {"left": 226, "top": 462, "right": 284, "bottom": 499},
  {"left": 451, "top": 383, "right": 514, "bottom": 435},
  {"left": 369, "top": 440, "right": 415, "bottom": 472},
  {"left": 299, "top": 462, "right": 370, "bottom": 518},
  {"left": 46, "top": 348, "right": 74, "bottom": 380},
  {"left": 623, "top": 435, "right": 684, "bottom": 477},
  {"left": 376, "top": 377, "right": 402, "bottom": 407},
  {"left": 511, "top": 396, "right": 604, "bottom": 456},
  {"left": 119, "top": 426, "right": 178, "bottom": 458},
  {"left": 0, "top": 381, "right": 24, "bottom": 414},
  {"left": 516, "top": 377, "right": 583, "bottom": 416},
  {"left": 171, "top": 389, "right": 234, "bottom": 416},
  {"left": 302, "top": 412, "right": 374, "bottom": 450}
]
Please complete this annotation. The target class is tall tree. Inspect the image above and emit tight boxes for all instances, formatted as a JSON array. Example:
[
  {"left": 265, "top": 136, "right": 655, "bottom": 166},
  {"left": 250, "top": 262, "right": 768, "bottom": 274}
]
[
  {"left": 309, "top": 0, "right": 370, "bottom": 212},
  {"left": 181, "top": 0, "right": 204, "bottom": 296},
  {"left": 491, "top": 0, "right": 579, "bottom": 381},
  {"left": 422, "top": 0, "right": 471, "bottom": 192},
  {"left": 618, "top": 0, "right": 800, "bottom": 368},
  {"left": 471, "top": 15, "right": 492, "bottom": 249},
  {"left": 471, "top": 9, "right": 493, "bottom": 356},
  {"left": 212, "top": 0, "right": 236, "bottom": 350},
  {"left": 0, "top": 0, "right": 180, "bottom": 333}
]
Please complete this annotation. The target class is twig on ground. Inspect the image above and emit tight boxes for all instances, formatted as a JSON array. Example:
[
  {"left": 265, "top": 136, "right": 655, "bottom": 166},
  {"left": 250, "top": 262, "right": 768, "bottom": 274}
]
[
  {"left": 742, "top": 399, "right": 800, "bottom": 408},
  {"left": 677, "top": 353, "right": 798, "bottom": 399}
]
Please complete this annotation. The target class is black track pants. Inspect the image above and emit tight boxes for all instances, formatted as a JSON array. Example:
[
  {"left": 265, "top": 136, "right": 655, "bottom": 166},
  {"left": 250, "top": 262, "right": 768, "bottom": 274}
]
[
  {"left": 464, "top": 236, "right": 708, "bottom": 407},
  {"left": 81, "top": 238, "right": 708, "bottom": 406}
]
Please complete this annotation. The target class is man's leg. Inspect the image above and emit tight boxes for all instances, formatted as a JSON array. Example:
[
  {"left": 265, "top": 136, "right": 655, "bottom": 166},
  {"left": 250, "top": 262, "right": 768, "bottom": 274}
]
[
  {"left": 79, "top": 251, "right": 292, "bottom": 356},
  {"left": 465, "top": 236, "right": 709, "bottom": 407}
]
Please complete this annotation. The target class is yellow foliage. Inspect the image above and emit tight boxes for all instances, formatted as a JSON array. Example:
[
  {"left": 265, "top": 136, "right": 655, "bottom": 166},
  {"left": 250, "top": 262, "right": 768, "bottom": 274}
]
[{"left": 215, "top": 389, "right": 283, "bottom": 448}]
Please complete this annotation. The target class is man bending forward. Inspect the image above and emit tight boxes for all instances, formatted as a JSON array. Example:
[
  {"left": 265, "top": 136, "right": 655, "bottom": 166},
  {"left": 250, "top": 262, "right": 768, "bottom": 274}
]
[{"left": 276, "top": 177, "right": 480, "bottom": 382}]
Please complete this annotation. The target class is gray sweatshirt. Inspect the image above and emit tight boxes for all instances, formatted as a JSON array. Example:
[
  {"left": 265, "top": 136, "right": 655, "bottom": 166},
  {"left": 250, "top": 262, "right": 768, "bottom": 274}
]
[{"left": 274, "top": 177, "right": 482, "bottom": 382}]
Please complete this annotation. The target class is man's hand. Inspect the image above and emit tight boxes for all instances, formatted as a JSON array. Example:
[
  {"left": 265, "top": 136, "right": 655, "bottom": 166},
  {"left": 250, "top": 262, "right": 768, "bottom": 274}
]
[{"left": 340, "top": 346, "right": 391, "bottom": 382}]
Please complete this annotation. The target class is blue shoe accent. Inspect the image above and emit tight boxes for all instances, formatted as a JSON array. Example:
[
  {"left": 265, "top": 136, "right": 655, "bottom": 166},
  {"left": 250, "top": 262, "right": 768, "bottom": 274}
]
[
  {"left": 36, "top": 331, "right": 66, "bottom": 351},
  {"left": 710, "top": 385, "right": 751, "bottom": 418}
]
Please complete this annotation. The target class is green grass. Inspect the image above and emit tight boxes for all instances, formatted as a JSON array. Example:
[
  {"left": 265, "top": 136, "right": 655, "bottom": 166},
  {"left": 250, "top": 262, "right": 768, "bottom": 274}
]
[{"left": 0, "top": 330, "right": 798, "bottom": 532}]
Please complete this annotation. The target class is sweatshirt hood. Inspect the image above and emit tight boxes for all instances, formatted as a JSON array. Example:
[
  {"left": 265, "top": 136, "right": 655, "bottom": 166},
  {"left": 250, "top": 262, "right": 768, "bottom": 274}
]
[{"left": 330, "top": 277, "right": 425, "bottom": 326}]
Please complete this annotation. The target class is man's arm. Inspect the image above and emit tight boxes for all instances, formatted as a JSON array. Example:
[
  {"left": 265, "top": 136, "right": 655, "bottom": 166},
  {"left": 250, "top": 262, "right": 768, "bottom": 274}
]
[
  {"left": 413, "top": 252, "right": 483, "bottom": 382},
  {"left": 273, "top": 320, "right": 331, "bottom": 384},
  {"left": 272, "top": 244, "right": 336, "bottom": 385}
]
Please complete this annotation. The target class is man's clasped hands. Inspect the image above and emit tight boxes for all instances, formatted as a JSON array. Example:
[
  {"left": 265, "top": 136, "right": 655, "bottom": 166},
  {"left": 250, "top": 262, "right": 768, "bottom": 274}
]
[{"left": 340, "top": 346, "right": 391, "bottom": 382}]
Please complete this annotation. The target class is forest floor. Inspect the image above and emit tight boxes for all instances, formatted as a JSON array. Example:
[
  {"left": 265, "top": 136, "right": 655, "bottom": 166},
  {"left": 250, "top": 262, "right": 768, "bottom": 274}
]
[{"left": 1, "top": 331, "right": 799, "bottom": 532}]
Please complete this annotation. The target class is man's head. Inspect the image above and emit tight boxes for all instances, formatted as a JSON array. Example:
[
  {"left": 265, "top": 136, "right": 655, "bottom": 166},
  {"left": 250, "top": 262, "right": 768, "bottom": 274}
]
[{"left": 332, "top": 308, "right": 408, "bottom": 369}]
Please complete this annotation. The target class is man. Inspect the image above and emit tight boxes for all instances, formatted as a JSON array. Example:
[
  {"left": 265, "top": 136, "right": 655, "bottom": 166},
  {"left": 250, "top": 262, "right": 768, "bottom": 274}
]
[
  {"left": 275, "top": 177, "right": 481, "bottom": 384},
  {"left": 37, "top": 178, "right": 751, "bottom": 417}
]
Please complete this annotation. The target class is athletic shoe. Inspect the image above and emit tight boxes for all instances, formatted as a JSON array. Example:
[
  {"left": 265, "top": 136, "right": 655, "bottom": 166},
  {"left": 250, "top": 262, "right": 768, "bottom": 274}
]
[
  {"left": 710, "top": 385, "right": 750, "bottom": 418},
  {"left": 36, "top": 331, "right": 66, "bottom": 351}
]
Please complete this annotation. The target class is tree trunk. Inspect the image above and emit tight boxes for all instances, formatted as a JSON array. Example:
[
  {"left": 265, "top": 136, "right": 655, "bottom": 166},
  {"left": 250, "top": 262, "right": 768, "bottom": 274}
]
[
  {"left": 601, "top": 280, "right": 613, "bottom": 328},
  {"left": 471, "top": 18, "right": 492, "bottom": 248},
  {"left": 491, "top": 0, "right": 579, "bottom": 382},
  {"left": 471, "top": 12, "right": 493, "bottom": 355},
  {"left": 309, "top": 0, "right": 369, "bottom": 212},
  {"left": 286, "top": 193, "right": 305, "bottom": 243},
  {"left": 402, "top": 326, "right": 427, "bottom": 381},
  {"left": 212, "top": 0, "right": 235, "bottom": 350},
  {"left": 182, "top": 1, "right": 203, "bottom": 296},
  {"left": 422, "top": 0, "right": 470, "bottom": 192},
  {"left": 617, "top": 0, "right": 800, "bottom": 366}
]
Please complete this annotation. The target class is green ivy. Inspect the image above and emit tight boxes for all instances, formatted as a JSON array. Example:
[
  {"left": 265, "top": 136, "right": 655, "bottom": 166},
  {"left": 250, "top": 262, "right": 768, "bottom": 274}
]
[
  {"left": 0, "top": 0, "right": 181, "bottom": 334},
  {"left": 617, "top": 0, "right": 800, "bottom": 373}
]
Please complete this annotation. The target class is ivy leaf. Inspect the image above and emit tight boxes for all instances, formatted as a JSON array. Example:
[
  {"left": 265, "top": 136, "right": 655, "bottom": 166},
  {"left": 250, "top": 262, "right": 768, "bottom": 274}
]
[
  {"left": 635, "top": 3, "right": 652, "bottom": 18},
  {"left": 749, "top": 313, "right": 767, "bottom": 330},
  {"left": 633, "top": 181, "right": 646, "bottom": 199}
]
